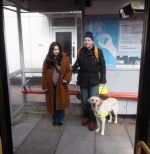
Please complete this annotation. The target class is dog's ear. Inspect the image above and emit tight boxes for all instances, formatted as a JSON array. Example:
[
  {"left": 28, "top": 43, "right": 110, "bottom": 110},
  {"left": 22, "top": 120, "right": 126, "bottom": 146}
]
[
  {"left": 98, "top": 98, "right": 103, "bottom": 105},
  {"left": 87, "top": 97, "right": 91, "bottom": 104}
]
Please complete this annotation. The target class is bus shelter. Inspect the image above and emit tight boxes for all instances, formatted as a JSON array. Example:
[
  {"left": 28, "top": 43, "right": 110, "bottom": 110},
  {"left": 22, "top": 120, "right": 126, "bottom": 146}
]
[{"left": 3, "top": 3, "right": 82, "bottom": 122}]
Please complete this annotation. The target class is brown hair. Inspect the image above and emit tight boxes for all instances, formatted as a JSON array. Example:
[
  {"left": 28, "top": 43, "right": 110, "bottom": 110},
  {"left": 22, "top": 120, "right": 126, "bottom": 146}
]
[{"left": 46, "top": 42, "right": 63, "bottom": 68}]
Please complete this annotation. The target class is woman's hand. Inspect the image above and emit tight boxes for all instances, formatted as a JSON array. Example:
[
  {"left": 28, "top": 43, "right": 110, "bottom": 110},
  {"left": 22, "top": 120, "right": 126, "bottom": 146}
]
[
  {"left": 44, "top": 89, "right": 48, "bottom": 92},
  {"left": 62, "top": 79, "right": 68, "bottom": 84}
]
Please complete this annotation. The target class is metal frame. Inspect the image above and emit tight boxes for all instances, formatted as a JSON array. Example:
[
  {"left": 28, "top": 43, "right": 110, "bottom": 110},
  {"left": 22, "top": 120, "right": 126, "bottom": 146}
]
[
  {"left": 3, "top": 6, "right": 26, "bottom": 121},
  {"left": 3, "top": 7, "right": 14, "bottom": 122},
  {"left": 134, "top": 0, "right": 150, "bottom": 153},
  {"left": 0, "top": 1, "right": 13, "bottom": 153}
]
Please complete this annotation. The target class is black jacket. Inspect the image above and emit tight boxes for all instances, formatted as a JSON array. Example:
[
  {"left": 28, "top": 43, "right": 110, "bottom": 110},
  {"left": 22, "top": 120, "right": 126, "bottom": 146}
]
[{"left": 72, "top": 46, "right": 106, "bottom": 88}]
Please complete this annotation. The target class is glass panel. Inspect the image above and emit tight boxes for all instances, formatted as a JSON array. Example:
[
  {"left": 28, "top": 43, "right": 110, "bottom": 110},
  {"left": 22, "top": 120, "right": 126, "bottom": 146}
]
[
  {"left": 21, "top": 13, "right": 49, "bottom": 69},
  {"left": 4, "top": 9, "right": 21, "bottom": 73},
  {"left": 56, "top": 32, "right": 72, "bottom": 62},
  {"left": 52, "top": 17, "right": 75, "bottom": 26},
  {"left": 9, "top": 74, "right": 23, "bottom": 112},
  {"left": 24, "top": 73, "right": 45, "bottom": 103}
]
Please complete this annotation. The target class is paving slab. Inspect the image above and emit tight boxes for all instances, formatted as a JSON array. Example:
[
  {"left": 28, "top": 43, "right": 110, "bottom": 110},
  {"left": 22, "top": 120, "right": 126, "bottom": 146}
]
[
  {"left": 64, "top": 115, "right": 82, "bottom": 126},
  {"left": 125, "top": 123, "right": 135, "bottom": 147},
  {"left": 55, "top": 126, "right": 95, "bottom": 154},
  {"left": 14, "top": 115, "right": 64, "bottom": 154},
  {"left": 95, "top": 136, "right": 133, "bottom": 154},
  {"left": 12, "top": 114, "right": 42, "bottom": 152},
  {"left": 104, "top": 123, "right": 128, "bottom": 136},
  {"left": 12, "top": 113, "right": 135, "bottom": 154}
]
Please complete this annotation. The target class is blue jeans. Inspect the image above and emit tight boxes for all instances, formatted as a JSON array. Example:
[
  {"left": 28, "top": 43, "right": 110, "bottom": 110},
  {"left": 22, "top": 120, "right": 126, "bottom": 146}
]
[
  {"left": 52, "top": 85, "right": 65, "bottom": 123},
  {"left": 80, "top": 84, "right": 99, "bottom": 121}
]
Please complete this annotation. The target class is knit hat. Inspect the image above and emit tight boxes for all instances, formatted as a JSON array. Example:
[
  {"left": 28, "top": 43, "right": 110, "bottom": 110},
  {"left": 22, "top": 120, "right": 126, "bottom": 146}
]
[{"left": 84, "top": 32, "right": 94, "bottom": 41}]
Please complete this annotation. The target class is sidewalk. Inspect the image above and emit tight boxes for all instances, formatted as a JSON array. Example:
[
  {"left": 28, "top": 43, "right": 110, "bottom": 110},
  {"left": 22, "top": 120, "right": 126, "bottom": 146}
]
[{"left": 12, "top": 112, "right": 135, "bottom": 154}]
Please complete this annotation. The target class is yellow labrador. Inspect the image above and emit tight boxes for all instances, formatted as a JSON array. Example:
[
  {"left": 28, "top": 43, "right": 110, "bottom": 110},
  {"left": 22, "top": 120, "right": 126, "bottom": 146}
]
[{"left": 88, "top": 96, "right": 119, "bottom": 135}]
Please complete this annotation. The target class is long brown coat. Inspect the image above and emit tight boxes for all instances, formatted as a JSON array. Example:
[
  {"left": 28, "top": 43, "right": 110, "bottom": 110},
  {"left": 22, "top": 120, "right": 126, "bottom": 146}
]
[{"left": 42, "top": 53, "right": 72, "bottom": 113}]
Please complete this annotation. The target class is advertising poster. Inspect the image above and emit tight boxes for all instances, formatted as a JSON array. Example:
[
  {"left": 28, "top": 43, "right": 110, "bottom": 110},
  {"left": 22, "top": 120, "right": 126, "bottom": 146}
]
[{"left": 85, "top": 17, "right": 119, "bottom": 68}]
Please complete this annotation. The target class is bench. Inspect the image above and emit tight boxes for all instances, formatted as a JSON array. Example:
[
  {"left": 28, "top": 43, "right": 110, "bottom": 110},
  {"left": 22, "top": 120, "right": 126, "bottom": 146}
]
[
  {"left": 22, "top": 87, "right": 138, "bottom": 100},
  {"left": 100, "top": 92, "right": 138, "bottom": 100},
  {"left": 21, "top": 78, "right": 138, "bottom": 114},
  {"left": 22, "top": 85, "right": 138, "bottom": 114},
  {"left": 22, "top": 78, "right": 138, "bottom": 100},
  {"left": 22, "top": 87, "right": 79, "bottom": 95}
]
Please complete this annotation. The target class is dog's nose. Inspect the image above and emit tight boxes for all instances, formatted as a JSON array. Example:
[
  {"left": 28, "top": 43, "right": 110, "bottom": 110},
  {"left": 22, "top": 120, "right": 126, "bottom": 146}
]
[{"left": 93, "top": 103, "right": 95, "bottom": 107}]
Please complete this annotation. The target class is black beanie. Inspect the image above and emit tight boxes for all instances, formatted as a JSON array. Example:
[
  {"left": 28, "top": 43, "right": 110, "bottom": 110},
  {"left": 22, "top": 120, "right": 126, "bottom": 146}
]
[{"left": 84, "top": 32, "right": 94, "bottom": 41}]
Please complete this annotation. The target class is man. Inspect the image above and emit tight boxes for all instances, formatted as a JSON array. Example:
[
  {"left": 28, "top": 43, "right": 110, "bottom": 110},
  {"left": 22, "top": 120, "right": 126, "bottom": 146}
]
[{"left": 72, "top": 32, "right": 106, "bottom": 130}]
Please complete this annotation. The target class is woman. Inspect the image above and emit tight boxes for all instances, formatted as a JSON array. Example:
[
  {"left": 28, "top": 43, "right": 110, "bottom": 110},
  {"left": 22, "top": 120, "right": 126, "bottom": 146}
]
[{"left": 42, "top": 42, "right": 72, "bottom": 126}]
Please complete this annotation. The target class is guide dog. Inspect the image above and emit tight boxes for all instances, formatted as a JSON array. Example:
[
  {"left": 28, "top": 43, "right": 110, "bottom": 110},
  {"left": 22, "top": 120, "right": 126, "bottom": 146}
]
[{"left": 88, "top": 96, "right": 119, "bottom": 135}]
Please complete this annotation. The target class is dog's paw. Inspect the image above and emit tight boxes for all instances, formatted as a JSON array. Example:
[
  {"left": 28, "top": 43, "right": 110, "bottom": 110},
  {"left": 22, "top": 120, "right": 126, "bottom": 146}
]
[
  {"left": 114, "top": 121, "right": 117, "bottom": 124},
  {"left": 108, "top": 120, "right": 112, "bottom": 123},
  {"left": 101, "top": 131, "right": 104, "bottom": 135},
  {"left": 96, "top": 128, "right": 100, "bottom": 132}
]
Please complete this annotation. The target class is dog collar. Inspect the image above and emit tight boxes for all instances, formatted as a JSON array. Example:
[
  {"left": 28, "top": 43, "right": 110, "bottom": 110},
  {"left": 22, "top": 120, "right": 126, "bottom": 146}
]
[{"left": 94, "top": 112, "right": 109, "bottom": 118}]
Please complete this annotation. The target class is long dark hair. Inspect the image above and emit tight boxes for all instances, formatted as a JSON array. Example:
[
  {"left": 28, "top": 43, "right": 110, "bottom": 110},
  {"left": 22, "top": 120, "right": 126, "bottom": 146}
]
[{"left": 46, "top": 42, "right": 63, "bottom": 68}]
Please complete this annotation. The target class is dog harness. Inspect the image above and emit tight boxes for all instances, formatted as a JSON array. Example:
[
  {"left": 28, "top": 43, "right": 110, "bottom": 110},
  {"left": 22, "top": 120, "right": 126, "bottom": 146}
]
[{"left": 94, "top": 112, "right": 109, "bottom": 118}]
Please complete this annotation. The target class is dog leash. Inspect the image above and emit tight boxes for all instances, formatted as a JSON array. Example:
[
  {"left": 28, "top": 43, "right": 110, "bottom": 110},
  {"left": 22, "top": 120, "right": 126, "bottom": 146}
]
[
  {"left": 99, "top": 84, "right": 110, "bottom": 98},
  {"left": 99, "top": 84, "right": 105, "bottom": 95}
]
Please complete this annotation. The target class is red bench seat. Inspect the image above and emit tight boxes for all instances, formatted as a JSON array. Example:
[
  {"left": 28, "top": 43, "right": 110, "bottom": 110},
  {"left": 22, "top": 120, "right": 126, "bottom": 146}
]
[{"left": 22, "top": 88, "right": 138, "bottom": 99}]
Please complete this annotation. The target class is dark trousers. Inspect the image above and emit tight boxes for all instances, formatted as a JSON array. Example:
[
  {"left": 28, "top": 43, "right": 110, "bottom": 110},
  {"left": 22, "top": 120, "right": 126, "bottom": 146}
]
[
  {"left": 80, "top": 84, "right": 99, "bottom": 121},
  {"left": 52, "top": 85, "right": 65, "bottom": 123}
]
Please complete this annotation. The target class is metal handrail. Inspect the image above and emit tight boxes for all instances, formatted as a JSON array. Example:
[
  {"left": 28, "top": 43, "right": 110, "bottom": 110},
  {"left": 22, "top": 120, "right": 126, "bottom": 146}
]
[
  {"left": 0, "top": 137, "right": 2, "bottom": 154},
  {"left": 136, "top": 141, "right": 150, "bottom": 154}
]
